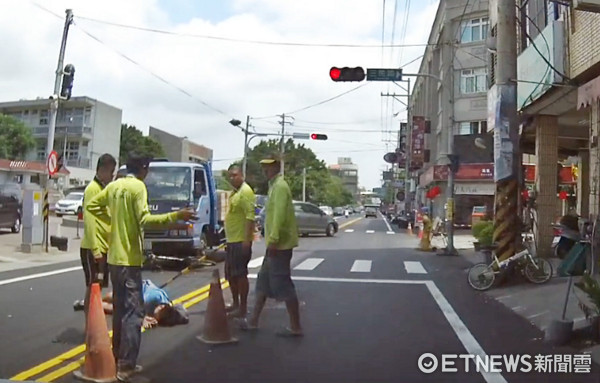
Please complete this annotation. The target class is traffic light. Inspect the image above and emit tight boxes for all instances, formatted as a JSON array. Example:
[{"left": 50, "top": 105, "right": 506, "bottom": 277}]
[
  {"left": 329, "top": 67, "right": 365, "bottom": 82},
  {"left": 447, "top": 154, "right": 460, "bottom": 174},
  {"left": 311, "top": 133, "right": 328, "bottom": 140},
  {"left": 60, "top": 64, "right": 75, "bottom": 100}
]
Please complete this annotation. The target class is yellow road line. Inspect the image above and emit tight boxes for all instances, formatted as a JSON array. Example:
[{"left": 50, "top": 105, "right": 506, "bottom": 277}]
[
  {"left": 11, "top": 279, "right": 228, "bottom": 381},
  {"left": 338, "top": 217, "right": 363, "bottom": 229}
]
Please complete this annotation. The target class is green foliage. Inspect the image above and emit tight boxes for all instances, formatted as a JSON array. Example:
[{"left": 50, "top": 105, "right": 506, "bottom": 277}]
[
  {"left": 472, "top": 220, "right": 494, "bottom": 246},
  {"left": 216, "top": 169, "right": 233, "bottom": 191},
  {"left": 0, "top": 114, "right": 35, "bottom": 160},
  {"left": 119, "top": 124, "right": 165, "bottom": 164},
  {"left": 233, "top": 138, "right": 355, "bottom": 206},
  {"left": 575, "top": 273, "right": 600, "bottom": 319}
]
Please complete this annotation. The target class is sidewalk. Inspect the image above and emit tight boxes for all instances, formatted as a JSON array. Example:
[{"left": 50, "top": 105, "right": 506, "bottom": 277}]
[
  {"left": 450, "top": 232, "right": 600, "bottom": 363},
  {"left": 0, "top": 216, "right": 81, "bottom": 273}
]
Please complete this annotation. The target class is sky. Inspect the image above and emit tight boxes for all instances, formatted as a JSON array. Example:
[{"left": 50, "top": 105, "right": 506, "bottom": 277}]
[{"left": 0, "top": 0, "right": 439, "bottom": 190}]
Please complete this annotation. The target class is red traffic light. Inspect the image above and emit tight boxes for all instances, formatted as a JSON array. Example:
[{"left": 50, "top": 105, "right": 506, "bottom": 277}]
[
  {"left": 311, "top": 133, "right": 328, "bottom": 140},
  {"left": 329, "top": 67, "right": 365, "bottom": 82}
]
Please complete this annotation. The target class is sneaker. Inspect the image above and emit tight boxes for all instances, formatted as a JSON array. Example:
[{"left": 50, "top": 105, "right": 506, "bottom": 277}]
[
  {"left": 116, "top": 366, "right": 143, "bottom": 382},
  {"left": 73, "top": 300, "right": 85, "bottom": 311}
]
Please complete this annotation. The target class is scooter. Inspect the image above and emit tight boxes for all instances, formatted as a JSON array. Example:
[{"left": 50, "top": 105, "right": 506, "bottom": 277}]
[{"left": 552, "top": 215, "right": 581, "bottom": 259}]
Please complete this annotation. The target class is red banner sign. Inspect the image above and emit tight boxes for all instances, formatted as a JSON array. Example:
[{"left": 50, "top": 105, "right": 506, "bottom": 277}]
[{"left": 433, "top": 163, "right": 494, "bottom": 181}]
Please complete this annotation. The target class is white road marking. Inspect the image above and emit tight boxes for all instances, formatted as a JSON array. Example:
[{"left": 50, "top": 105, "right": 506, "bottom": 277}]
[
  {"left": 245, "top": 274, "right": 508, "bottom": 383},
  {"left": 247, "top": 256, "right": 264, "bottom": 269},
  {"left": 404, "top": 261, "right": 427, "bottom": 274},
  {"left": 386, "top": 231, "right": 395, "bottom": 235},
  {"left": 0, "top": 266, "right": 82, "bottom": 287},
  {"left": 527, "top": 311, "right": 549, "bottom": 319},
  {"left": 294, "top": 258, "right": 325, "bottom": 271},
  {"left": 496, "top": 294, "right": 513, "bottom": 300},
  {"left": 425, "top": 281, "right": 508, "bottom": 383},
  {"left": 366, "top": 230, "right": 375, "bottom": 234},
  {"left": 344, "top": 229, "right": 354, "bottom": 233},
  {"left": 383, "top": 216, "right": 394, "bottom": 232},
  {"left": 350, "top": 260, "right": 372, "bottom": 273}
]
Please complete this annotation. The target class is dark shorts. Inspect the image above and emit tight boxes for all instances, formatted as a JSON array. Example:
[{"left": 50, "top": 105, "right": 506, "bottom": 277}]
[
  {"left": 80, "top": 248, "right": 109, "bottom": 288},
  {"left": 225, "top": 242, "right": 252, "bottom": 280},
  {"left": 255, "top": 249, "right": 297, "bottom": 301}
]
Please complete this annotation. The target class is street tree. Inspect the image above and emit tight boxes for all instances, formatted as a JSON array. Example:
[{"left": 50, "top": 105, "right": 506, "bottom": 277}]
[
  {"left": 0, "top": 114, "right": 35, "bottom": 160},
  {"left": 119, "top": 124, "right": 165, "bottom": 164}
]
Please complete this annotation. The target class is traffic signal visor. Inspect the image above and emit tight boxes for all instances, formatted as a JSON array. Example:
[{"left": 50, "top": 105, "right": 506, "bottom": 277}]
[
  {"left": 329, "top": 67, "right": 365, "bottom": 82},
  {"left": 311, "top": 133, "right": 327, "bottom": 140}
]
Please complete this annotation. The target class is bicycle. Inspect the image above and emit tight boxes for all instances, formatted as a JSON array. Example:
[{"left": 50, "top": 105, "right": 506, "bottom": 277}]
[{"left": 467, "top": 237, "right": 553, "bottom": 291}]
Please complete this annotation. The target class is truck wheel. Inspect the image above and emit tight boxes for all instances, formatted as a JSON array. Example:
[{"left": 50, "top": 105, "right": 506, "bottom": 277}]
[{"left": 201, "top": 232, "right": 208, "bottom": 250}]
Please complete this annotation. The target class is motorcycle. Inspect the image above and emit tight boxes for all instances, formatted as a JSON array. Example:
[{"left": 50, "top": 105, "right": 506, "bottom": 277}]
[{"left": 552, "top": 214, "right": 580, "bottom": 259}]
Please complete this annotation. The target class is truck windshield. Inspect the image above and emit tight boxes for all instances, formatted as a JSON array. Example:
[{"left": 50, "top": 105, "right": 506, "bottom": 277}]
[{"left": 145, "top": 167, "right": 192, "bottom": 202}]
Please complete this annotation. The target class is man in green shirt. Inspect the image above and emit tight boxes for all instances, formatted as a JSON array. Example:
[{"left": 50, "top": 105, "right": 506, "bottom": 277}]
[
  {"left": 75, "top": 154, "right": 116, "bottom": 316},
  {"left": 224, "top": 164, "right": 256, "bottom": 319},
  {"left": 238, "top": 154, "right": 302, "bottom": 337},
  {"left": 86, "top": 153, "right": 196, "bottom": 382}
]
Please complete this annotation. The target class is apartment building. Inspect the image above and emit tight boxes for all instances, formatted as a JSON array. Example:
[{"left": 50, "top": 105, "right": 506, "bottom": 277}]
[
  {"left": 329, "top": 157, "right": 359, "bottom": 198},
  {"left": 409, "top": 0, "right": 493, "bottom": 225},
  {"left": 0, "top": 96, "right": 121, "bottom": 187},
  {"left": 149, "top": 126, "right": 213, "bottom": 163}
]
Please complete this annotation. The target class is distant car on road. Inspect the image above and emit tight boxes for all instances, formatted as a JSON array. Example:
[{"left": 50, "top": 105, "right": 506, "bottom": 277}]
[
  {"left": 0, "top": 193, "right": 21, "bottom": 233},
  {"left": 333, "top": 207, "right": 344, "bottom": 216},
  {"left": 319, "top": 206, "right": 334, "bottom": 216},
  {"left": 55, "top": 192, "right": 84, "bottom": 217},
  {"left": 257, "top": 202, "right": 338, "bottom": 237},
  {"left": 365, "top": 206, "right": 378, "bottom": 218}
]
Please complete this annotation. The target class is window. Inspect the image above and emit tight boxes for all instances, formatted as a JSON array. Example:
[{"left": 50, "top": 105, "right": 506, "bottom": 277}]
[
  {"left": 460, "top": 68, "right": 487, "bottom": 94},
  {"left": 36, "top": 142, "right": 46, "bottom": 161},
  {"left": 193, "top": 169, "right": 207, "bottom": 197},
  {"left": 460, "top": 17, "right": 489, "bottom": 43},
  {"left": 458, "top": 121, "right": 488, "bottom": 135},
  {"left": 66, "top": 142, "right": 79, "bottom": 160}
]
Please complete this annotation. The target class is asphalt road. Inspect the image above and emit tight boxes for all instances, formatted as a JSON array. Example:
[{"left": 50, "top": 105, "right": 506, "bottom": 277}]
[{"left": 1, "top": 212, "right": 599, "bottom": 382}]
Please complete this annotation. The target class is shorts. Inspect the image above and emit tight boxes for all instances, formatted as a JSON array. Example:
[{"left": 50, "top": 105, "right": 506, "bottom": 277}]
[
  {"left": 255, "top": 249, "right": 297, "bottom": 301},
  {"left": 225, "top": 242, "right": 252, "bottom": 280},
  {"left": 80, "top": 248, "right": 109, "bottom": 288}
]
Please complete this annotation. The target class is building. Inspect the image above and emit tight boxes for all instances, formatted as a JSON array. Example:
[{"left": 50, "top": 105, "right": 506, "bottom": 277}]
[
  {"left": 0, "top": 96, "right": 122, "bottom": 187},
  {"left": 409, "top": 0, "right": 493, "bottom": 225},
  {"left": 149, "top": 126, "right": 213, "bottom": 163},
  {"left": 328, "top": 157, "right": 359, "bottom": 198}
]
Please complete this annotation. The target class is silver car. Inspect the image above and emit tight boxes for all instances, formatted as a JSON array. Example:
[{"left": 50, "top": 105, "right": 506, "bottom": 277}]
[{"left": 257, "top": 202, "right": 338, "bottom": 237}]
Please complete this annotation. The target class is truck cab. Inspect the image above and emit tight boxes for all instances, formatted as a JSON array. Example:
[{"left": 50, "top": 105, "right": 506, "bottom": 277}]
[{"left": 118, "top": 160, "right": 225, "bottom": 259}]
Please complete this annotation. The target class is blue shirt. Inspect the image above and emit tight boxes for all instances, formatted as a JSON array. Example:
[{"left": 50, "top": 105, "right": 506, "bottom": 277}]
[{"left": 142, "top": 280, "right": 170, "bottom": 315}]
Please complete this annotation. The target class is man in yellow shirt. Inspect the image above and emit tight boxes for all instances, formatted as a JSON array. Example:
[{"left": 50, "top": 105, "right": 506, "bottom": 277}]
[
  {"left": 75, "top": 153, "right": 116, "bottom": 316},
  {"left": 238, "top": 154, "right": 302, "bottom": 337},
  {"left": 224, "top": 164, "right": 255, "bottom": 319},
  {"left": 86, "top": 153, "right": 196, "bottom": 382}
]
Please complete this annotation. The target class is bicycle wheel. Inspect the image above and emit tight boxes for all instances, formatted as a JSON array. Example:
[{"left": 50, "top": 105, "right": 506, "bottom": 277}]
[
  {"left": 524, "top": 257, "right": 553, "bottom": 284},
  {"left": 468, "top": 263, "right": 496, "bottom": 291}
]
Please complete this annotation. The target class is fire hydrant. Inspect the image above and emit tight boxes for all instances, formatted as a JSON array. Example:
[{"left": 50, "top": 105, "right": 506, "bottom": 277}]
[{"left": 419, "top": 213, "right": 433, "bottom": 251}]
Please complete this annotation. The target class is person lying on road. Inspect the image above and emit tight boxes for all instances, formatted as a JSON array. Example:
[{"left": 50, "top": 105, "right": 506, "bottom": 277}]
[{"left": 74, "top": 279, "right": 189, "bottom": 329}]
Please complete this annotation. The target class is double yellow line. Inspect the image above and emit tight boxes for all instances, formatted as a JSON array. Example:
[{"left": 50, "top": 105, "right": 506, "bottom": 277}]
[{"left": 10, "top": 279, "right": 229, "bottom": 382}]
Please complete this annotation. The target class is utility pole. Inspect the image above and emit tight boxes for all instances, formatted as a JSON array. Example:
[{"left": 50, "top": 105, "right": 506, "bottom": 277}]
[
  {"left": 302, "top": 167, "right": 307, "bottom": 202},
  {"left": 280, "top": 113, "right": 286, "bottom": 175},
  {"left": 242, "top": 115, "right": 250, "bottom": 178},
  {"left": 492, "top": 0, "right": 520, "bottom": 262},
  {"left": 44, "top": 9, "right": 74, "bottom": 252}
]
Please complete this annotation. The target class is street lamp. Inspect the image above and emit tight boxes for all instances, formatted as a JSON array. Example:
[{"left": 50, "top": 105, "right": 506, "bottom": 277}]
[{"left": 229, "top": 118, "right": 249, "bottom": 178}]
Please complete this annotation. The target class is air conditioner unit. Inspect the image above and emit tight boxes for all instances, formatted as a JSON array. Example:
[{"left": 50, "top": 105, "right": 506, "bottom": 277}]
[{"left": 573, "top": 0, "right": 600, "bottom": 13}]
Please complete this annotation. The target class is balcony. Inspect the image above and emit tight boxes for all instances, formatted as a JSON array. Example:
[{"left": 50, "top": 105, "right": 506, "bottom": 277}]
[
  {"left": 65, "top": 157, "right": 91, "bottom": 170},
  {"left": 31, "top": 125, "right": 93, "bottom": 139}
]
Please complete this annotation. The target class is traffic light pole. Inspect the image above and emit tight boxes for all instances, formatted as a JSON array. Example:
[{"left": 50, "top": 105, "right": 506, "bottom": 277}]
[
  {"left": 242, "top": 115, "right": 250, "bottom": 178},
  {"left": 43, "top": 9, "right": 73, "bottom": 252}
]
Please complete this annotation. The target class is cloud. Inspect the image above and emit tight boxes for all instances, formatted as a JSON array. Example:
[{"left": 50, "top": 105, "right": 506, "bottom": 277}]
[{"left": 0, "top": 0, "right": 439, "bottom": 190}]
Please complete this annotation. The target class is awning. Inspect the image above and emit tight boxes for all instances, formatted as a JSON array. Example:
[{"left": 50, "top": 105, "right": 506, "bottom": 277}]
[{"left": 577, "top": 75, "right": 600, "bottom": 110}]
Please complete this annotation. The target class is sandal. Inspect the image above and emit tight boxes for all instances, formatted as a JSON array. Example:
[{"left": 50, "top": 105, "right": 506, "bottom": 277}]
[
  {"left": 275, "top": 327, "right": 303, "bottom": 337},
  {"left": 235, "top": 317, "right": 258, "bottom": 331}
]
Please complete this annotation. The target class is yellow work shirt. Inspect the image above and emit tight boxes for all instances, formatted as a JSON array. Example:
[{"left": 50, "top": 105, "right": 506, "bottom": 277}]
[
  {"left": 86, "top": 175, "right": 178, "bottom": 267},
  {"left": 224, "top": 182, "right": 256, "bottom": 243},
  {"left": 80, "top": 177, "right": 110, "bottom": 257},
  {"left": 264, "top": 175, "right": 298, "bottom": 250}
]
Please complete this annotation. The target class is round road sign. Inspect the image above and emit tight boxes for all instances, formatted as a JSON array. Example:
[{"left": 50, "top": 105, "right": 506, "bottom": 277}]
[{"left": 47, "top": 150, "right": 59, "bottom": 176}]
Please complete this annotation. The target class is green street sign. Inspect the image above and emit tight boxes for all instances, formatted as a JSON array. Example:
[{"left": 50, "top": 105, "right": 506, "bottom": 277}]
[{"left": 366, "top": 68, "right": 402, "bottom": 81}]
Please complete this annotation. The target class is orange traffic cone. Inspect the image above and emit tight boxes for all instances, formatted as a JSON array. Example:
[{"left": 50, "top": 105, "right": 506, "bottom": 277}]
[
  {"left": 197, "top": 269, "right": 238, "bottom": 344},
  {"left": 418, "top": 227, "right": 423, "bottom": 240},
  {"left": 407, "top": 223, "right": 413, "bottom": 236},
  {"left": 73, "top": 283, "right": 117, "bottom": 383}
]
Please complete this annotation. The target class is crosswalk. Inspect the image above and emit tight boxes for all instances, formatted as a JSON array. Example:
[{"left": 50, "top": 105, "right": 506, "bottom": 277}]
[
  {"left": 247, "top": 257, "right": 428, "bottom": 274},
  {"left": 344, "top": 229, "right": 397, "bottom": 234}
]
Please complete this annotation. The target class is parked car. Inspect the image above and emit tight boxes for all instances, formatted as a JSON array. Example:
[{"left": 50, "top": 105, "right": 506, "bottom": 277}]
[
  {"left": 54, "top": 192, "right": 84, "bottom": 217},
  {"left": 0, "top": 193, "right": 21, "bottom": 233},
  {"left": 319, "top": 206, "right": 334, "bottom": 216},
  {"left": 333, "top": 207, "right": 344, "bottom": 216},
  {"left": 257, "top": 202, "right": 338, "bottom": 237},
  {"left": 365, "top": 206, "right": 378, "bottom": 218},
  {"left": 353, "top": 206, "right": 362, "bottom": 213}
]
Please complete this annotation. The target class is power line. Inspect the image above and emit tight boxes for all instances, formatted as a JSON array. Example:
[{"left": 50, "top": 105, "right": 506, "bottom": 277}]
[
  {"left": 285, "top": 83, "right": 369, "bottom": 114},
  {"left": 74, "top": 14, "right": 435, "bottom": 49}
]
